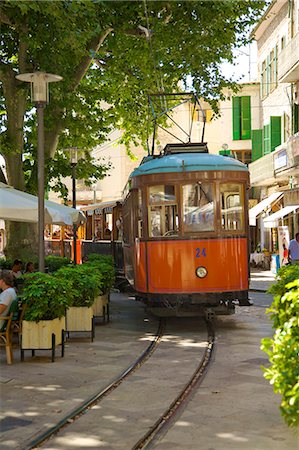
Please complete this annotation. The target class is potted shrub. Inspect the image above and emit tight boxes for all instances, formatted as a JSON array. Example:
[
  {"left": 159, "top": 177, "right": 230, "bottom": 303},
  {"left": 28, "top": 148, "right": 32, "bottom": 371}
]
[
  {"left": 86, "top": 255, "right": 115, "bottom": 321},
  {"left": 55, "top": 265, "right": 103, "bottom": 340},
  {"left": 20, "top": 272, "right": 73, "bottom": 361},
  {"left": 45, "top": 255, "right": 71, "bottom": 273}
]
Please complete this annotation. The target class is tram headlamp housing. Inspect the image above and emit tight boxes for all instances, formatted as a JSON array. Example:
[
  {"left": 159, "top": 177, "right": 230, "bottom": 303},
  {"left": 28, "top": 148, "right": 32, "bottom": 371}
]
[{"left": 196, "top": 266, "right": 208, "bottom": 278}]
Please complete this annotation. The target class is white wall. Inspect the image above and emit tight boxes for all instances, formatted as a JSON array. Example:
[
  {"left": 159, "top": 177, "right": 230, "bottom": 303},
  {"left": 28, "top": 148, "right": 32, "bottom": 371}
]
[{"left": 204, "top": 83, "right": 260, "bottom": 154}]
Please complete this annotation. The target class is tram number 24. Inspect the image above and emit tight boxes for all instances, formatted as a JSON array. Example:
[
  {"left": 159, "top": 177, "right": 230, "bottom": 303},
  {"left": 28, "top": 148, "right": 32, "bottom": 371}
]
[{"left": 195, "top": 248, "right": 207, "bottom": 258}]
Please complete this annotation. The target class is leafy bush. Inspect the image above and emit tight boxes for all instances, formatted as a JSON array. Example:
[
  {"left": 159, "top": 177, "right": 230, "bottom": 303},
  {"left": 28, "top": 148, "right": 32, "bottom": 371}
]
[
  {"left": 86, "top": 253, "right": 114, "bottom": 267},
  {"left": 0, "top": 257, "right": 13, "bottom": 270},
  {"left": 45, "top": 255, "right": 71, "bottom": 273},
  {"left": 83, "top": 254, "right": 115, "bottom": 293},
  {"left": 261, "top": 266, "right": 299, "bottom": 428},
  {"left": 55, "top": 265, "right": 103, "bottom": 307},
  {"left": 86, "top": 260, "right": 115, "bottom": 293},
  {"left": 21, "top": 272, "right": 73, "bottom": 322}
]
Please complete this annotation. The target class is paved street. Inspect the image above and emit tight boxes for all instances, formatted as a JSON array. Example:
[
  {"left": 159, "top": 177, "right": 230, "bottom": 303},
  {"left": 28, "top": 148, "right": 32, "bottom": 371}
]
[{"left": 1, "top": 269, "right": 298, "bottom": 450}]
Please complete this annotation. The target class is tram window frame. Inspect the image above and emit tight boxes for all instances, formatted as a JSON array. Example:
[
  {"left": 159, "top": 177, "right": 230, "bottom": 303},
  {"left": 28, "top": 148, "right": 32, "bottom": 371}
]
[
  {"left": 147, "top": 184, "right": 179, "bottom": 238},
  {"left": 220, "top": 183, "right": 245, "bottom": 232},
  {"left": 181, "top": 182, "right": 216, "bottom": 234},
  {"left": 137, "top": 189, "right": 143, "bottom": 238}
]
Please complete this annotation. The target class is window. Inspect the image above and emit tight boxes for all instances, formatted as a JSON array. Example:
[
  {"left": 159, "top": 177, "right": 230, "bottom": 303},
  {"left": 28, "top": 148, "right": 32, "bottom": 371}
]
[
  {"left": 261, "top": 60, "right": 267, "bottom": 99},
  {"left": 263, "top": 116, "right": 281, "bottom": 154},
  {"left": 232, "top": 96, "right": 251, "bottom": 140},
  {"left": 148, "top": 185, "right": 178, "bottom": 237},
  {"left": 269, "top": 48, "right": 278, "bottom": 93},
  {"left": 220, "top": 184, "right": 244, "bottom": 231},
  {"left": 137, "top": 189, "right": 143, "bottom": 238},
  {"left": 182, "top": 183, "right": 214, "bottom": 233},
  {"left": 281, "top": 35, "right": 286, "bottom": 50},
  {"left": 260, "top": 47, "right": 278, "bottom": 99},
  {"left": 283, "top": 113, "right": 290, "bottom": 142}
]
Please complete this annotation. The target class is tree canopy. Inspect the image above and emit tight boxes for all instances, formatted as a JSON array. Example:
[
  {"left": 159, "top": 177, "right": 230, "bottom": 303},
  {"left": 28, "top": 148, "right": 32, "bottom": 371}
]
[{"left": 0, "top": 0, "right": 266, "bottom": 196}]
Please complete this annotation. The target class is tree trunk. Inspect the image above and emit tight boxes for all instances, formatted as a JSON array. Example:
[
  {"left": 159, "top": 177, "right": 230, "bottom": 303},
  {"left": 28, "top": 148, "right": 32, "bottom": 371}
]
[
  {"left": 5, "top": 221, "right": 38, "bottom": 262},
  {"left": 2, "top": 66, "right": 38, "bottom": 260}
]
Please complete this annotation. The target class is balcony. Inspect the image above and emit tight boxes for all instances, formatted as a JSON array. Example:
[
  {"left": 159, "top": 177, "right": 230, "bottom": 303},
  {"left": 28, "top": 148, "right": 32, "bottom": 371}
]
[
  {"left": 249, "top": 152, "right": 275, "bottom": 186},
  {"left": 278, "top": 33, "right": 299, "bottom": 82}
]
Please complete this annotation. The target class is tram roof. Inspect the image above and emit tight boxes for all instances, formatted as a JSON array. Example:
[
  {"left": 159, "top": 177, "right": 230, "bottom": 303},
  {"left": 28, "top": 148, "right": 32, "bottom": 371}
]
[{"left": 130, "top": 153, "right": 248, "bottom": 177}]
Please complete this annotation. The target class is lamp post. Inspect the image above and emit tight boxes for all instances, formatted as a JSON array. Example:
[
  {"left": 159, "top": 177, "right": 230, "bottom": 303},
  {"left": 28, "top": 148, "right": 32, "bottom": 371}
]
[
  {"left": 15, "top": 72, "right": 62, "bottom": 272},
  {"left": 69, "top": 147, "right": 79, "bottom": 265}
]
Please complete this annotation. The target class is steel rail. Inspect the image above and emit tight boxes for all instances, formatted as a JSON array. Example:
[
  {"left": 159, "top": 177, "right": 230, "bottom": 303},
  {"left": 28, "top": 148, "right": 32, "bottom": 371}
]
[
  {"left": 27, "top": 318, "right": 166, "bottom": 450},
  {"left": 132, "top": 319, "right": 215, "bottom": 450}
]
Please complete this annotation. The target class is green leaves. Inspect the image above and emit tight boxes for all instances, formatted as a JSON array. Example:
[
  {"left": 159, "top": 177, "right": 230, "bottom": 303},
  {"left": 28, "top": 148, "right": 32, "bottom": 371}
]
[
  {"left": 261, "top": 268, "right": 299, "bottom": 428},
  {"left": 55, "top": 264, "right": 104, "bottom": 307},
  {"left": 1, "top": 0, "right": 266, "bottom": 194},
  {"left": 21, "top": 272, "right": 73, "bottom": 321}
]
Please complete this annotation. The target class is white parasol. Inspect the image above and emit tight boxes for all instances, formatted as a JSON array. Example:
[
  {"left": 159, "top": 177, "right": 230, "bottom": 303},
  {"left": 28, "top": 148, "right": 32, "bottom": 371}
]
[{"left": 0, "top": 182, "right": 86, "bottom": 226}]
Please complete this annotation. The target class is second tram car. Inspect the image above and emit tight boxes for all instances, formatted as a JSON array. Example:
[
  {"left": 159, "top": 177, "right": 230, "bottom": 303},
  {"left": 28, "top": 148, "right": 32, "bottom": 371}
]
[{"left": 122, "top": 143, "right": 250, "bottom": 316}]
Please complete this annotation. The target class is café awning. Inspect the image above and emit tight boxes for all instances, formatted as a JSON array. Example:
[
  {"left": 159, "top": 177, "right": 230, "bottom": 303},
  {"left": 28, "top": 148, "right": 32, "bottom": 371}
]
[
  {"left": 80, "top": 200, "right": 122, "bottom": 215},
  {"left": 249, "top": 192, "right": 283, "bottom": 226},
  {"left": 0, "top": 182, "right": 86, "bottom": 225},
  {"left": 263, "top": 205, "right": 299, "bottom": 228}
]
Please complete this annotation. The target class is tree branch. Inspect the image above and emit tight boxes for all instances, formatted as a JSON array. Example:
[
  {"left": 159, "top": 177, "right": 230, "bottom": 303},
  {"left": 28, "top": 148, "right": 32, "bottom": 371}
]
[
  {"left": 18, "top": 30, "right": 29, "bottom": 73},
  {"left": 44, "top": 27, "right": 113, "bottom": 158},
  {"left": 71, "top": 27, "right": 113, "bottom": 90},
  {"left": 0, "top": 10, "right": 14, "bottom": 26}
]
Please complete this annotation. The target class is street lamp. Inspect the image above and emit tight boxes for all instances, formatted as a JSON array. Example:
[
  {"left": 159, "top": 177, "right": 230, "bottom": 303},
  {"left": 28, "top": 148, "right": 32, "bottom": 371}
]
[
  {"left": 15, "top": 72, "right": 62, "bottom": 272},
  {"left": 69, "top": 147, "right": 79, "bottom": 265}
]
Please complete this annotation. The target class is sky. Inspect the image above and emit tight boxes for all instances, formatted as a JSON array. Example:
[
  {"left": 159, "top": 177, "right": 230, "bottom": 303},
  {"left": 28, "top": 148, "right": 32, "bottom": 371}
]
[{"left": 220, "top": 43, "right": 257, "bottom": 83}]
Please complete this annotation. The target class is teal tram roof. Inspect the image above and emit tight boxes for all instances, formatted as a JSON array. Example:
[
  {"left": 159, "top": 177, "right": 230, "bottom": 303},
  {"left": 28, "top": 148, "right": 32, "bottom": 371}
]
[{"left": 130, "top": 153, "right": 248, "bottom": 177}]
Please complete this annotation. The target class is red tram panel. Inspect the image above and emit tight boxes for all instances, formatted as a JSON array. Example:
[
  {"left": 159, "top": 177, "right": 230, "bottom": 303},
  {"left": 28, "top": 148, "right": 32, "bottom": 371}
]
[{"left": 134, "top": 238, "right": 248, "bottom": 294}]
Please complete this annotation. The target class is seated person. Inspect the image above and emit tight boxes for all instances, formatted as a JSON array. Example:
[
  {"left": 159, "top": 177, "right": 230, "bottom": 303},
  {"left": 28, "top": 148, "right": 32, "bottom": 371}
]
[
  {"left": 0, "top": 272, "right": 17, "bottom": 329},
  {"left": 104, "top": 228, "right": 111, "bottom": 239},
  {"left": 25, "top": 262, "right": 35, "bottom": 274},
  {"left": 11, "top": 259, "right": 23, "bottom": 279}
]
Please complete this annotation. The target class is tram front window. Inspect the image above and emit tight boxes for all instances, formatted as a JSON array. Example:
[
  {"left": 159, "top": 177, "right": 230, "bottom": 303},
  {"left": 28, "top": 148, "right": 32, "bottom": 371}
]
[
  {"left": 183, "top": 183, "right": 214, "bottom": 232},
  {"left": 220, "top": 183, "right": 244, "bottom": 231},
  {"left": 148, "top": 185, "right": 178, "bottom": 237}
]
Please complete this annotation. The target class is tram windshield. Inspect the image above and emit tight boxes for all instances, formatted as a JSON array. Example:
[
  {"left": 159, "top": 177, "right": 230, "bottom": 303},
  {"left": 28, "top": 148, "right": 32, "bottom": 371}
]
[
  {"left": 220, "top": 183, "right": 244, "bottom": 231},
  {"left": 148, "top": 185, "right": 178, "bottom": 237},
  {"left": 182, "top": 183, "right": 214, "bottom": 232}
]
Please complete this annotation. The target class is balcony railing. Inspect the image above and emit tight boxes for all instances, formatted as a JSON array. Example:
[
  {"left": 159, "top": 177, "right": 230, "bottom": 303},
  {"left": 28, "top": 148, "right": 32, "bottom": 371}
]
[
  {"left": 249, "top": 152, "right": 275, "bottom": 186},
  {"left": 278, "top": 33, "right": 299, "bottom": 82}
]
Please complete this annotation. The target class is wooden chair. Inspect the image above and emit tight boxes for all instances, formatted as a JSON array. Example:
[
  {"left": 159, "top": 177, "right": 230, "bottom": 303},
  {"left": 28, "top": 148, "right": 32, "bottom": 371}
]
[
  {"left": 11, "top": 300, "right": 26, "bottom": 342},
  {"left": 0, "top": 312, "right": 14, "bottom": 364}
]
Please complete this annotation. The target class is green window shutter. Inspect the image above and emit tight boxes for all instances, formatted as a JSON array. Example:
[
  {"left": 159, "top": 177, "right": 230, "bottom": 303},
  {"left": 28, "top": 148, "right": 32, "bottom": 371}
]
[
  {"left": 251, "top": 129, "right": 263, "bottom": 161},
  {"left": 274, "top": 46, "right": 278, "bottom": 86},
  {"left": 270, "top": 116, "right": 281, "bottom": 151},
  {"left": 241, "top": 96, "right": 251, "bottom": 139},
  {"left": 266, "top": 55, "right": 270, "bottom": 96},
  {"left": 232, "top": 97, "right": 241, "bottom": 140},
  {"left": 263, "top": 124, "right": 270, "bottom": 155},
  {"left": 293, "top": 104, "right": 299, "bottom": 133}
]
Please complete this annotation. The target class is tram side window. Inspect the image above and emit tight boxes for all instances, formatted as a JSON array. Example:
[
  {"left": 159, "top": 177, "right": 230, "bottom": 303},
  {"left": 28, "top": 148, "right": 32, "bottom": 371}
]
[
  {"left": 182, "top": 183, "right": 215, "bottom": 232},
  {"left": 137, "top": 189, "right": 143, "bottom": 238},
  {"left": 220, "top": 184, "right": 244, "bottom": 231},
  {"left": 148, "top": 185, "right": 178, "bottom": 237}
]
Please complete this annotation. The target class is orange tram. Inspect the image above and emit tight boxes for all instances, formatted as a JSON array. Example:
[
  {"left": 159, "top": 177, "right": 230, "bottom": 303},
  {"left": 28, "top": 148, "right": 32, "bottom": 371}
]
[{"left": 122, "top": 143, "right": 251, "bottom": 317}]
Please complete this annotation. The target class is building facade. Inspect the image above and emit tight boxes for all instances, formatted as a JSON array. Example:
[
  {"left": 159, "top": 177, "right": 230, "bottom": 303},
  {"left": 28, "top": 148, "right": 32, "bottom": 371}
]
[{"left": 249, "top": 0, "right": 299, "bottom": 257}]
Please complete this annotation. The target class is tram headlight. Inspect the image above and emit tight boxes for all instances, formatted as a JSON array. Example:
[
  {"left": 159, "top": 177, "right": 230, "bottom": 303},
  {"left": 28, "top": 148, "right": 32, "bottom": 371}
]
[{"left": 195, "top": 266, "right": 207, "bottom": 278}]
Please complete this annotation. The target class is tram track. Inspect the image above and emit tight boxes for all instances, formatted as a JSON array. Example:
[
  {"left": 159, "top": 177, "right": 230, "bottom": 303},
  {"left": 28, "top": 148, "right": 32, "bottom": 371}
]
[
  {"left": 30, "top": 316, "right": 215, "bottom": 450},
  {"left": 27, "top": 318, "right": 166, "bottom": 450},
  {"left": 132, "top": 318, "right": 215, "bottom": 450}
]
